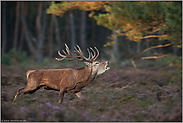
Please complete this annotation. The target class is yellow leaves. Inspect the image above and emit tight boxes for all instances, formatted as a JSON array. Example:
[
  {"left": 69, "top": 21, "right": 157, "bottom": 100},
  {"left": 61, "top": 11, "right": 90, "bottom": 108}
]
[
  {"left": 47, "top": 2, "right": 69, "bottom": 16},
  {"left": 176, "top": 44, "right": 182, "bottom": 48},
  {"left": 104, "top": 41, "right": 114, "bottom": 47},
  {"left": 73, "top": 1, "right": 110, "bottom": 11},
  {"left": 126, "top": 23, "right": 134, "bottom": 30},
  {"left": 117, "top": 7, "right": 121, "bottom": 11},
  {"left": 47, "top": 1, "right": 112, "bottom": 17},
  {"left": 115, "top": 29, "right": 121, "bottom": 34},
  {"left": 88, "top": 11, "right": 94, "bottom": 18}
]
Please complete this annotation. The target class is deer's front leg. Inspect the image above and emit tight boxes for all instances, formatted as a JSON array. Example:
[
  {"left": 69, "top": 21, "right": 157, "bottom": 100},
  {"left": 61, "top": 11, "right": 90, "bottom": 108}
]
[
  {"left": 75, "top": 91, "right": 85, "bottom": 100},
  {"left": 59, "top": 88, "right": 65, "bottom": 104}
]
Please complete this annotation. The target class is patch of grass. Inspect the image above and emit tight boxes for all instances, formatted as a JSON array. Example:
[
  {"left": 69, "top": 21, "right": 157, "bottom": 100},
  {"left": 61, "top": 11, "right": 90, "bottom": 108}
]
[
  {"left": 169, "top": 76, "right": 176, "bottom": 85},
  {"left": 55, "top": 111, "right": 65, "bottom": 121},
  {"left": 40, "top": 58, "right": 49, "bottom": 67},
  {"left": 138, "top": 98, "right": 152, "bottom": 106}
]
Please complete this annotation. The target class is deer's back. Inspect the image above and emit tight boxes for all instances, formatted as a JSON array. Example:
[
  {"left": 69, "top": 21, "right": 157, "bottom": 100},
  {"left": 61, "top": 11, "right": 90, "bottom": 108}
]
[{"left": 27, "top": 68, "right": 77, "bottom": 90}]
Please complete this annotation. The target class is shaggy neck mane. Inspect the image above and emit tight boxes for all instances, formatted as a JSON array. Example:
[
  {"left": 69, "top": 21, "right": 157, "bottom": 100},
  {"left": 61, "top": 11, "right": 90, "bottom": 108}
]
[{"left": 74, "top": 65, "right": 97, "bottom": 89}]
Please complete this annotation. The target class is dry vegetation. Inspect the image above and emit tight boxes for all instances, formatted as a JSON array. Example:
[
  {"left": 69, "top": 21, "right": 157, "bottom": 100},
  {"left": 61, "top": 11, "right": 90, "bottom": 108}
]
[{"left": 1, "top": 59, "right": 182, "bottom": 122}]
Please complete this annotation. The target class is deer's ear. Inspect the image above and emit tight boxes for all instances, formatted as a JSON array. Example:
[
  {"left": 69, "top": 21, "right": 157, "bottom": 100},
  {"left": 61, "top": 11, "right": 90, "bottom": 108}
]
[{"left": 84, "top": 62, "right": 92, "bottom": 66}]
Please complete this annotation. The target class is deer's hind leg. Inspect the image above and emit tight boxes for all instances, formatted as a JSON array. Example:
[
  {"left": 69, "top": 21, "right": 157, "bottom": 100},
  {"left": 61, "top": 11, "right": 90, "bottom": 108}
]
[
  {"left": 13, "top": 88, "right": 24, "bottom": 102},
  {"left": 13, "top": 81, "right": 41, "bottom": 102}
]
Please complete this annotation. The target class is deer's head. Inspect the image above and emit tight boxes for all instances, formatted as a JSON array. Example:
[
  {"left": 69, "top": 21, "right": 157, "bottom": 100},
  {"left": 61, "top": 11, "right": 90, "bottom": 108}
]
[{"left": 55, "top": 44, "right": 110, "bottom": 75}]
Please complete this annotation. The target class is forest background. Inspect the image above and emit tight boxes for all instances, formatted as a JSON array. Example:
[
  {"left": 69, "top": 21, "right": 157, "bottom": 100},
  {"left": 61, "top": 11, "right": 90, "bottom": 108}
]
[
  {"left": 1, "top": 1, "right": 182, "bottom": 65},
  {"left": 1, "top": 1, "right": 182, "bottom": 122}
]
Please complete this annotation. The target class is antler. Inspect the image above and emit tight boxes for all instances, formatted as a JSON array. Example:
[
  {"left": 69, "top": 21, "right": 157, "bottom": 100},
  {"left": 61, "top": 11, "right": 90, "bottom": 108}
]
[{"left": 55, "top": 44, "right": 99, "bottom": 63}]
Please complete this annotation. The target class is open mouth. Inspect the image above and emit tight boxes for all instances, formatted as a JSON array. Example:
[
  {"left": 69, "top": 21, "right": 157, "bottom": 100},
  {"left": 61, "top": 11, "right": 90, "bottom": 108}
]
[
  {"left": 105, "top": 61, "right": 110, "bottom": 70},
  {"left": 106, "top": 66, "right": 110, "bottom": 70}
]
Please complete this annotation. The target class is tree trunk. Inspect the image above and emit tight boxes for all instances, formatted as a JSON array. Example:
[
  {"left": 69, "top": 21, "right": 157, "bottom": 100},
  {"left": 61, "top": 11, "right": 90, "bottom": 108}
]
[
  {"left": 145, "top": 41, "right": 150, "bottom": 56},
  {"left": 80, "top": 10, "right": 86, "bottom": 55},
  {"left": 113, "top": 28, "right": 119, "bottom": 63},
  {"left": 20, "top": 2, "right": 37, "bottom": 59},
  {"left": 137, "top": 41, "right": 141, "bottom": 54},
  {"left": 91, "top": 17, "right": 96, "bottom": 46},
  {"left": 19, "top": 2, "right": 28, "bottom": 53},
  {"left": 158, "top": 40, "right": 163, "bottom": 54},
  {"left": 13, "top": 1, "right": 20, "bottom": 51},
  {"left": 145, "top": 33, "right": 150, "bottom": 56},
  {"left": 37, "top": 2, "right": 47, "bottom": 63},
  {"left": 158, "top": 32, "right": 163, "bottom": 54},
  {"left": 70, "top": 12, "right": 76, "bottom": 53},
  {"left": 49, "top": 14, "right": 55, "bottom": 59},
  {"left": 173, "top": 47, "right": 178, "bottom": 56},
  {"left": 21, "top": 2, "right": 47, "bottom": 62},
  {"left": 2, "top": 2, "right": 7, "bottom": 54},
  {"left": 54, "top": 15, "right": 62, "bottom": 51},
  {"left": 36, "top": 2, "right": 42, "bottom": 39},
  {"left": 65, "top": 13, "right": 70, "bottom": 46},
  {"left": 18, "top": 25, "right": 24, "bottom": 53}
]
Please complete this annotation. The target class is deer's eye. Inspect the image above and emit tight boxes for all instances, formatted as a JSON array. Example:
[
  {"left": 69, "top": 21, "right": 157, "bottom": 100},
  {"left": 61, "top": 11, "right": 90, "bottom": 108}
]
[{"left": 95, "top": 62, "right": 99, "bottom": 64}]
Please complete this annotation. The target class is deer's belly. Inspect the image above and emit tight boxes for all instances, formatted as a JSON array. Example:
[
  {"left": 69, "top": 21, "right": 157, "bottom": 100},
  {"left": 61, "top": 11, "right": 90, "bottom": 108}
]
[
  {"left": 42, "top": 86, "right": 60, "bottom": 91},
  {"left": 65, "top": 82, "right": 86, "bottom": 93}
]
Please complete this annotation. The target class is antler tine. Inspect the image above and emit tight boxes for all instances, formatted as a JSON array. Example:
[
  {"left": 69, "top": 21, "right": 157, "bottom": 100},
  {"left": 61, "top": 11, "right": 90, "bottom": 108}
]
[
  {"left": 76, "top": 45, "right": 83, "bottom": 55},
  {"left": 65, "top": 44, "right": 80, "bottom": 59},
  {"left": 56, "top": 44, "right": 79, "bottom": 62},
  {"left": 55, "top": 51, "right": 66, "bottom": 61},
  {"left": 65, "top": 44, "right": 72, "bottom": 55},
  {"left": 65, "top": 44, "right": 85, "bottom": 61},
  {"left": 55, "top": 57, "right": 65, "bottom": 61},
  {"left": 91, "top": 52, "right": 94, "bottom": 58},
  {"left": 62, "top": 50, "right": 67, "bottom": 55},
  {"left": 87, "top": 48, "right": 91, "bottom": 59},
  {"left": 90, "top": 47, "right": 96, "bottom": 60},
  {"left": 56, "top": 44, "right": 97, "bottom": 63},
  {"left": 62, "top": 49, "right": 75, "bottom": 61},
  {"left": 93, "top": 47, "right": 99, "bottom": 60},
  {"left": 77, "top": 45, "right": 91, "bottom": 60},
  {"left": 65, "top": 44, "right": 69, "bottom": 49},
  {"left": 74, "top": 46, "right": 83, "bottom": 59},
  {"left": 74, "top": 45, "right": 90, "bottom": 61},
  {"left": 74, "top": 46, "right": 81, "bottom": 54},
  {"left": 58, "top": 50, "right": 66, "bottom": 57}
]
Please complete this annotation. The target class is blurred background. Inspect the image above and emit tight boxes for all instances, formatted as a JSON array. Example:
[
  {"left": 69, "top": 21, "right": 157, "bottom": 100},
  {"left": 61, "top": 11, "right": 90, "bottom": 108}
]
[
  {"left": 1, "top": 1, "right": 182, "bottom": 122},
  {"left": 1, "top": 1, "right": 182, "bottom": 65}
]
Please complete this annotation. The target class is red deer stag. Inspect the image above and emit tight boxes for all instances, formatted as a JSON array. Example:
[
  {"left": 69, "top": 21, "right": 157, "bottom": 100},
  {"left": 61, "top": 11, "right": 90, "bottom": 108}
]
[{"left": 13, "top": 44, "right": 110, "bottom": 104}]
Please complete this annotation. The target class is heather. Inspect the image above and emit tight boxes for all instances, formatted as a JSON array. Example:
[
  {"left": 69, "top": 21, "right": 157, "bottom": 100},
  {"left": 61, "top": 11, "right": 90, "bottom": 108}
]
[{"left": 1, "top": 59, "right": 182, "bottom": 122}]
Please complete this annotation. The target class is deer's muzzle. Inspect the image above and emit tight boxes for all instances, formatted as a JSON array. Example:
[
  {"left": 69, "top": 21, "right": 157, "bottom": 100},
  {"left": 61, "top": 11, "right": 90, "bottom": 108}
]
[{"left": 106, "top": 61, "right": 110, "bottom": 70}]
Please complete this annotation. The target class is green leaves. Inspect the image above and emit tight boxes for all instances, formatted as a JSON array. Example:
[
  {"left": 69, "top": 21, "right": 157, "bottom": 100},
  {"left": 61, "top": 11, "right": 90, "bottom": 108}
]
[
  {"left": 94, "top": 1, "right": 182, "bottom": 46},
  {"left": 47, "top": 1, "right": 181, "bottom": 47}
]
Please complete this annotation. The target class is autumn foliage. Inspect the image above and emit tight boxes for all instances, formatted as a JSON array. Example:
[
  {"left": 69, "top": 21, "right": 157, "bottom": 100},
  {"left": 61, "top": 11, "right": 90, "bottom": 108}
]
[{"left": 47, "top": 1, "right": 111, "bottom": 17}]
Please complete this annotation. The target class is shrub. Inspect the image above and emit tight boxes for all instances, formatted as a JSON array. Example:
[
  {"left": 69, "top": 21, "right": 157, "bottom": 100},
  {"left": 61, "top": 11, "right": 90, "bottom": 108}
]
[
  {"left": 1, "top": 53, "right": 12, "bottom": 66},
  {"left": 8, "top": 48, "right": 28, "bottom": 62},
  {"left": 1, "top": 48, "right": 28, "bottom": 66}
]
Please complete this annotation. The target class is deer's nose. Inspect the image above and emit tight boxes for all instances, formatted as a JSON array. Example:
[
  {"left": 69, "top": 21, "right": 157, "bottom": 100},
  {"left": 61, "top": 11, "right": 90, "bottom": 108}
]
[{"left": 107, "top": 61, "right": 110, "bottom": 65}]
